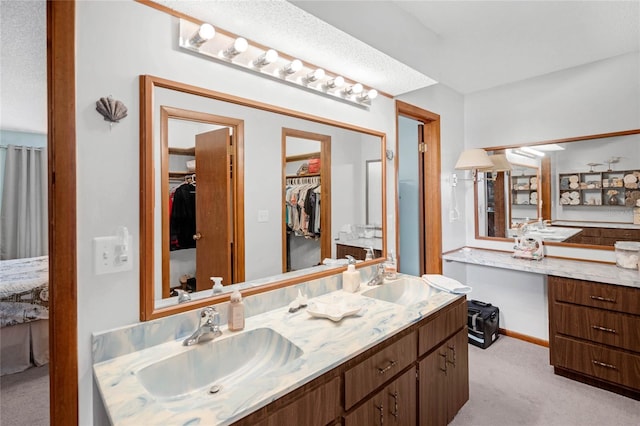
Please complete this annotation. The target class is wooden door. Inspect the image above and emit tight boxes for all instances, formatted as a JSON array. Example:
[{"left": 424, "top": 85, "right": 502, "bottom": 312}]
[{"left": 195, "top": 128, "right": 232, "bottom": 291}]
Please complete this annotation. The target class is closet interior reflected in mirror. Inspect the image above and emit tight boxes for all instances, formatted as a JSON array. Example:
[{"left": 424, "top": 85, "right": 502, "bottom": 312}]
[
  {"left": 282, "top": 128, "right": 331, "bottom": 273},
  {"left": 140, "top": 75, "right": 387, "bottom": 321}
]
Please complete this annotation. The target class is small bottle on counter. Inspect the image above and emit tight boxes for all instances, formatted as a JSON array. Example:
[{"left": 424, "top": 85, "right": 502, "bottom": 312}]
[
  {"left": 384, "top": 251, "right": 397, "bottom": 279},
  {"left": 211, "top": 276, "right": 223, "bottom": 294},
  {"left": 228, "top": 290, "right": 245, "bottom": 331},
  {"left": 342, "top": 255, "right": 361, "bottom": 293}
]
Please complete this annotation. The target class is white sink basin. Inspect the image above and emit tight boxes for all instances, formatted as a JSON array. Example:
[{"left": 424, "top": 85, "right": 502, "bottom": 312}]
[
  {"left": 136, "top": 327, "right": 302, "bottom": 399},
  {"left": 362, "top": 277, "right": 436, "bottom": 306}
]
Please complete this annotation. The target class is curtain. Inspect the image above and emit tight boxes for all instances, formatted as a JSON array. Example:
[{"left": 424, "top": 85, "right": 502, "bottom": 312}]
[{"left": 0, "top": 145, "right": 48, "bottom": 260}]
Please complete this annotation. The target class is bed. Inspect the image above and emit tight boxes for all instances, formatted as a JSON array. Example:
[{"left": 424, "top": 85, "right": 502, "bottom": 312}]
[{"left": 0, "top": 256, "right": 49, "bottom": 375}]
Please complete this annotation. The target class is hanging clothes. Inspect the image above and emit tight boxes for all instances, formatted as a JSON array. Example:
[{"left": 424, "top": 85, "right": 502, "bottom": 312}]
[
  {"left": 170, "top": 180, "right": 196, "bottom": 250},
  {"left": 285, "top": 177, "right": 321, "bottom": 239}
]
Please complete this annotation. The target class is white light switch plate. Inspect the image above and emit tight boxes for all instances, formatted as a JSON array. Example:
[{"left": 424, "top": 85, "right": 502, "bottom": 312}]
[
  {"left": 93, "top": 235, "right": 133, "bottom": 275},
  {"left": 258, "top": 209, "right": 269, "bottom": 223}
]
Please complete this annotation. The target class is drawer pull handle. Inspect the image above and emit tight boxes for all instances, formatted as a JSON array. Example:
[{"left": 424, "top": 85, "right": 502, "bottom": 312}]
[
  {"left": 390, "top": 391, "right": 399, "bottom": 418},
  {"left": 447, "top": 345, "right": 456, "bottom": 366},
  {"left": 590, "top": 295, "right": 616, "bottom": 303},
  {"left": 377, "top": 360, "right": 397, "bottom": 375},
  {"left": 375, "top": 403, "right": 384, "bottom": 425},
  {"left": 591, "top": 325, "right": 617, "bottom": 334},
  {"left": 439, "top": 352, "right": 448, "bottom": 375},
  {"left": 592, "top": 360, "right": 617, "bottom": 370}
]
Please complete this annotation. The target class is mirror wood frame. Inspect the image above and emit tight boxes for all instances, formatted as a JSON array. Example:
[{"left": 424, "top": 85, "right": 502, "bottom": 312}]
[
  {"left": 473, "top": 128, "right": 640, "bottom": 250},
  {"left": 140, "top": 74, "right": 388, "bottom": 321}
]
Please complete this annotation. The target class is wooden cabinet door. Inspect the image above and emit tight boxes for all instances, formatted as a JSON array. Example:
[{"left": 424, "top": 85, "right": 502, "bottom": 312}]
[
  {"left": 345, "top": 367, "right": 416, "bottom": 426},
  {"left": 419, "top": 329, "right": 469, "bottom": 426},
  {"left": 418, "top": 346, "right": 448, "bottom": 426},
  {"left": 195, "top": 128, "right": 232, "bottom": 290},
  {"left": 447, "top": 328, "right": 469, "bottom": 422}
]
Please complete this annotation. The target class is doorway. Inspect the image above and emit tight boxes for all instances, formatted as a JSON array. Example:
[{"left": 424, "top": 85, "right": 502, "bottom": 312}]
[{"left": 395, "top": 101, "right": 442, "bottom": 275}]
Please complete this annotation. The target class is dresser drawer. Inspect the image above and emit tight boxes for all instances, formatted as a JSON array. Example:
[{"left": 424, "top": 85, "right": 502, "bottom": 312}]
[
  {"left": 344, "top": 333, "right": 416, "bottom": 410},
  {"left": 552, "top": 302, "right": 640, "bottom": 353},
  {"left": 553, "top": 335, "right": 640, "bottom": 391},
  {"left": 550, "top": 276, "right": 640, "bottom": 316},
  {"left": 418, "top": 298, "right": 467, "bottom": 356}
]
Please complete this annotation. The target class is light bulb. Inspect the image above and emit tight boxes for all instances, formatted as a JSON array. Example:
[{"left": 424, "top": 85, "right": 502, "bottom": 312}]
[
  {"left": 189, "top": 23, "right": 215, "bottom": 48},
  {"left": 325, "top": 76, "right": 345, "bottom": 89},
  {"left": 282, "top": 59, "right": 302, "bottom": 75},
  {"left": 306, "top": 68, "right": 325, "bottom": 82},
  {"left": 359, "top": 89, "right": 379, "bottom": 102},
  {"left": 344, "top": 83, "right": 363, "bottom": 95},
  {"left": 253, "top": 49, "right": 278, "bottom": 67},
  {"left": 222, "top": 37, "right": 248, "bottom": 58}
]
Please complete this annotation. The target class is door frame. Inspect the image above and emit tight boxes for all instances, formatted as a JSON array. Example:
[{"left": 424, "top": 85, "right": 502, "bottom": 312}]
[
  {"left": 395, "top": 100, "right": 442, "bottom": 274},
  {"left": 48, "top": 0, "right": 78, "bottom": 424}
]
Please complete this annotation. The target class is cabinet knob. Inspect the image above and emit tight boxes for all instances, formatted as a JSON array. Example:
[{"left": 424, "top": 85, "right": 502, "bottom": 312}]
[
  {"left": 390, "top": 391, "right": 399, "bottom": 418},
  {"left": 589, "top": 295, "right": 616, "bottom": 303},
  {"left": 439, "top": 352, "right": 448, "bottom": 375},
  {"left": 592, "top": 359, "right": 617, "bottom": 370},
  {"left": 193, "top": 232, "right": 202, "bottom": 241},
  {"left": 375, "top": 403, "right": 384, "bottom": 425},
  {"left": 591, "top": 325, "right": 617, "bottom": 334}
]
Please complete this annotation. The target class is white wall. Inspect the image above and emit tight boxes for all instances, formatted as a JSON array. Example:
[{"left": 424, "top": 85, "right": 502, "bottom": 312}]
[{"left": 76, "top": 2, "right": 396, "bottom": 424}]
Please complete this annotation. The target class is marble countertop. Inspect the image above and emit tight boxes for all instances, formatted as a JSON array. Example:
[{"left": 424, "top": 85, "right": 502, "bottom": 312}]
[
  {"left": 93, "top": 278, "right": 459, "bottom": 425},
  {"left": 508, "top": 226, "right": 583, "bottom": 242},
  {"left": 335, "top": 237, "right": 383, "bottom": 251},
  {"left": 552, "top": 221, "right": 640, "bottom": 230},
  {"left": 443, "top": 247, "right": 640, "bottom": 288}
]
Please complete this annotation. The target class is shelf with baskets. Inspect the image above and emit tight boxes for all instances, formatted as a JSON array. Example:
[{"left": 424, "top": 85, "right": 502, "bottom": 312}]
[
  {"left": 511, "top": 174, "right": 539, "bottom": 206},
  {"left": 558, "top": 169, "right": 640, "bottom": 207}
]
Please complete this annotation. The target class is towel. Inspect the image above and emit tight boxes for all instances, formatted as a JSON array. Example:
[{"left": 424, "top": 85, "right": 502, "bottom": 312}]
[{"left": 422, "top": 274, "right": 472, "bottom": 294}]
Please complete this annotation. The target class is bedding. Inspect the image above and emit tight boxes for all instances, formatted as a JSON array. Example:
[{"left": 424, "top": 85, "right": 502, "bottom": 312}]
[{"left": 0, "top": 256, "right": 49, "bottom": 328}]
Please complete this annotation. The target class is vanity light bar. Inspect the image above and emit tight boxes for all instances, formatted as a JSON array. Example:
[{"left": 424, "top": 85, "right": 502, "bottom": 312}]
[{"left": 178, "top": 19, "right": 379, "bottom": 108}]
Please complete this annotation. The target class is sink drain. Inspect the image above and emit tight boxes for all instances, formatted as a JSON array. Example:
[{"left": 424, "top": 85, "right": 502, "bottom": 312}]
[{"left": 209, "top": 385, "right": 222, "bottom": 394}]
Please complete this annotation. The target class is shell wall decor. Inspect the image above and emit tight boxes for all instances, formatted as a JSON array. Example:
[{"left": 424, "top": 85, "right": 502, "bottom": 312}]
[{"left": 96, "top": 96, "right": 128, "bottom": 127}]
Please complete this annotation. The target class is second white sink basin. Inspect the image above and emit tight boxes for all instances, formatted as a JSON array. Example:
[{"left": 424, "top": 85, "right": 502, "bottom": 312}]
[
  {"left": 136, "top": 327, "right": 302, "bottom": 399},
  {"left": 362, "top": 277, "right": 436, "bottom": 306}
]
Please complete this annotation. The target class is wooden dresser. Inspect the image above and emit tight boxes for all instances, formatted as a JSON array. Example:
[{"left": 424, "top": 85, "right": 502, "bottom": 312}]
[{"left": 548, "top": 276, "right": 640, "bottom": 399}]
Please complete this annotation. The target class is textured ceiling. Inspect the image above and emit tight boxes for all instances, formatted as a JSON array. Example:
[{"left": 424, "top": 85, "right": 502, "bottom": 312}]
[
  {"left": 0, "top": 0, "right": 47, "bottom": 133},
  {"left": 152, "top": 0, "right": 438, "bottom": 95},
  {"left": 294, "top": 0, "right": 640, "bottom": 94}
]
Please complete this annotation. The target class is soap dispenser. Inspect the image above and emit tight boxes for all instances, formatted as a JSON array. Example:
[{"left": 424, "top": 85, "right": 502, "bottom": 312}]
[
  {"left": 384, "top": 251, "right": 397, "bottom": 280},
  {"left": 228, "top": 290, "right": 245, "bottom": 331},
  {"left": 211, "top": 276, "right": 223, "bottom": 294},
  {"left": 342, "top": 255, "right": 361, "bottom": 293}
]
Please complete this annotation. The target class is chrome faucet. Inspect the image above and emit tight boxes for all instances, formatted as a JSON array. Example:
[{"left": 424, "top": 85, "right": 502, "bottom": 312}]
[
  {"left": 367, "top": 264, "right": 386, "bottom": 286},
  {"left": 183, "top": 306, "right": 222, "bottom": 346}
]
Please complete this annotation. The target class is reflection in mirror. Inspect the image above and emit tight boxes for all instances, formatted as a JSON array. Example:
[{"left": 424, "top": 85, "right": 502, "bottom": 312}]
[
  {"left": 366, "top": 160, "right": 382, "bottom": 226},
  {"left": 282, "top": 128, "right": 331, "bottom": 272},
  {"left": 140, "top": 75, "right": 386, "bottom": 320},
  {"left": 475, "top": 130, "right": 640, "bottom": 248},
  {"left": 161, "top": 107, "right": 244, "bottom": 299}
]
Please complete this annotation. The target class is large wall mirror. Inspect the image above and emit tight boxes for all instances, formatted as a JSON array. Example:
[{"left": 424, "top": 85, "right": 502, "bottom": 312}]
[
  {"left": 475, "top": 129, "right": 640, "bottom": 249},
  {"left": 140, "top": 75, "right": 387, "bottom": 320}
]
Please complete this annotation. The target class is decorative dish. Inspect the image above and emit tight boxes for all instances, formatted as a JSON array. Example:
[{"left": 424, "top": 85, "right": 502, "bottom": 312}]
[{"left": 306, "top": 301, "right": 362, "bottom": 322}]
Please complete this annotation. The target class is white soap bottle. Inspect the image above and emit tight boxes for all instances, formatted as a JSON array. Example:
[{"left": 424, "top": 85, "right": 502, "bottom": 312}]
[
  {"left": 228, "top": 290, "right": 245, "bottom": 331},
  {"left": 211, "top": 276, "right": 223, "bottom": 294},
  {"left": 342, "top": 255, "right": 361, "bottom": 293},
  {"left": 384, "top": 251, "right": 397, "bottom": 280}
]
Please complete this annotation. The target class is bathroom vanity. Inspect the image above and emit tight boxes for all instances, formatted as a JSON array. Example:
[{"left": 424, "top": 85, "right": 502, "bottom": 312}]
[{"left": 93, "top": 274, "right": 469, "bottom": 425}]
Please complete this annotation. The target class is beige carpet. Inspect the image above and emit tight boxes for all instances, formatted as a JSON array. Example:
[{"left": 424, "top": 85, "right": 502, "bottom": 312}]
[
  {"left": 451, "top": 336, "right": 640, "bottom": 426},
  {"left": 0, "top": 364, "right": 49, "bottom": 426}
]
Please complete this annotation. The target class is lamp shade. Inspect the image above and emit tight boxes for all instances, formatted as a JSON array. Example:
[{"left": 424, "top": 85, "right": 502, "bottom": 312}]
[
  {"left": 455, "top": 149, "right": 493, "bottom": 170},
  {"left": 482, "top": 154, "right": 512, "bottom": 172}
]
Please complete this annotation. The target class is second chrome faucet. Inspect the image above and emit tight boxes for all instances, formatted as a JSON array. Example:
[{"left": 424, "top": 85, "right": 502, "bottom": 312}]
[{"left": 183, "top": 306, "right": 222, "bottom": 346}]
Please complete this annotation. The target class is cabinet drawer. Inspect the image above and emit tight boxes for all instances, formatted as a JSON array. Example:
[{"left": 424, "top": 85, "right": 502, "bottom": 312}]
[
  {"left": 553, "top": 335, "right": 640, "bottom": 391},
  {"left": 606, "top": 228, "right": 640, "bottom": 239},
  {"left": 344, "top": 333, "right": 416, "bottom": 410},
  {"left": 553, "top": 303, "right": 640, "bottom": 353},
  {"left": 344, "top": 367, "right": 416, "bottom": 426},
  {"left": 550, "top": 276, "right": 640, "bottom": 316},
  {"left": 418, "top": 298, "right": 466, "bottom": 356}
]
